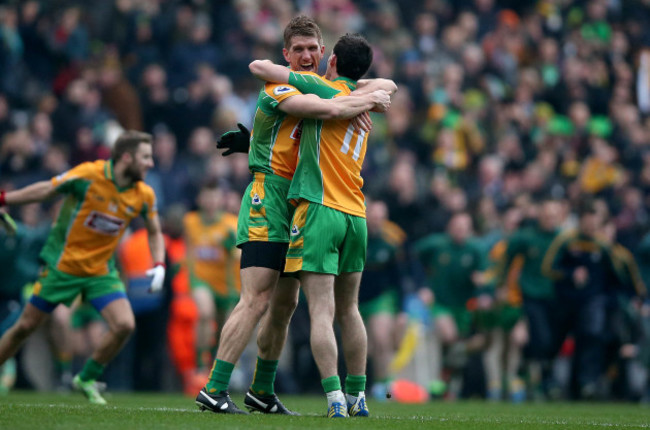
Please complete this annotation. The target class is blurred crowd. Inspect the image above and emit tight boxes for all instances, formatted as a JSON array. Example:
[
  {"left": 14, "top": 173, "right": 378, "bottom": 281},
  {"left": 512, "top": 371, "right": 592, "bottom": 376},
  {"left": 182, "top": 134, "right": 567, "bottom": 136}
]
[{"left": 1, "top": 0, "right": 650, "bottom": 402}]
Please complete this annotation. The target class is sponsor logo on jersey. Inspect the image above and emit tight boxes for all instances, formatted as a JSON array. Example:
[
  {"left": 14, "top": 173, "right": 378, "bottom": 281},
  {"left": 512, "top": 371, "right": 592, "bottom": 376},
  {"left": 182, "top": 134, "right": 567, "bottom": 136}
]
[
  {"left": 273, "top": 86, "right": 294, "bottom": 96},
  {"left": 290, "top": 120, "right": 303, "bottom": 140},
  {"left": 291, "top": 224, "right": 300, "bottom": 236},
  {"left": 195, "top": 246, "right": 222, "bottom": 261},
  {"left": 84, "top": 211, "right": 125, "bottom": 236}
]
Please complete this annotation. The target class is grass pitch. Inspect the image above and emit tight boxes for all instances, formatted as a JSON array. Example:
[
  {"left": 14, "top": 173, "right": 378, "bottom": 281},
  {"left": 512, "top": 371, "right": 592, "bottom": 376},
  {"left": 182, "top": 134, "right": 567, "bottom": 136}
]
[{"left": 1, "top": 391, "right": 649, "bottom": 429}]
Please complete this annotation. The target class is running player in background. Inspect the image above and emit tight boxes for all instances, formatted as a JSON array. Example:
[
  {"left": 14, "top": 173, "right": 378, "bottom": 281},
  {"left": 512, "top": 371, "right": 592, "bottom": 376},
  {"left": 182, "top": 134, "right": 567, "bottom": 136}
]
[
  {"left": 184, "top": 181, "right": 240, "bottom": 371},
  {"left": 0, "top": 131, "right": 165, "bottom": 405},
  {"left": 249, "top": 33, "right": 395, "bottom": 417},
  {"left": 196, "top": 16, "right": 390, "bottom": 415}
]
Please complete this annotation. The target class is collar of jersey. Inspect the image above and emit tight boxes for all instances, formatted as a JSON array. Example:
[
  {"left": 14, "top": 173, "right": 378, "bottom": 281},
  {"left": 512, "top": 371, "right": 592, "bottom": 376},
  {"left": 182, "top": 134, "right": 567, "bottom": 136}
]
[
  {"left": 105, "top": 160, "right": 135, "bottom": 192},
  {"left": 333, "top": 76, "right": 357, "bottom": 90}
]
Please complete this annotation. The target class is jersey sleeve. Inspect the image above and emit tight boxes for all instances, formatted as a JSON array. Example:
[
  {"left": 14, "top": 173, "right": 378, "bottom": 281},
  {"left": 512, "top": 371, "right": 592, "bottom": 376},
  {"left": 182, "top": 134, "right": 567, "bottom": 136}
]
[
  {"left": 260, "top": 83, "right": 303, "bottom": 113},
  {"left": 51, "top": 162, "right": 95, "bottom": 198},
  {"left": 288, "top": 71, "right": 343, "bottom": 100}
]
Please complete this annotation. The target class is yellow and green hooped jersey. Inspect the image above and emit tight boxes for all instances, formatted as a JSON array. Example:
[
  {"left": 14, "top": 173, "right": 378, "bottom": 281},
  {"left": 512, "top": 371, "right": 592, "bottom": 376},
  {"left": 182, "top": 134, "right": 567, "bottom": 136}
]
[
  {"left": 249, "top": 82, "right": 305, "bottom": 181},
  {"left": 40, "top": 160, "right": 157, "bottom": 277},
  {"left": 286, "top": 71, "right": 368, "bottom": 218}
]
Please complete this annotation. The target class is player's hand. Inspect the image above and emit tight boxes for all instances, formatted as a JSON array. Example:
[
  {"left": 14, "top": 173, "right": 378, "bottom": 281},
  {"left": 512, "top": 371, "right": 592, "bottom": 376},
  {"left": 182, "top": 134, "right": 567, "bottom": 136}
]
[
  {"left": 0, "top": 210, "right": 17, "bottom": 236},
  {"left": 217, "top": 123, "right": 251, "bottom": 156},
  {"left": 351, "top": 111, "right": 372, "bottom": 133},
  {"left": 146, "top": 263, "right": 166, "bottom": 293},
  {"left": 370, "top": 90, "right": 391, "bottom": 113}
]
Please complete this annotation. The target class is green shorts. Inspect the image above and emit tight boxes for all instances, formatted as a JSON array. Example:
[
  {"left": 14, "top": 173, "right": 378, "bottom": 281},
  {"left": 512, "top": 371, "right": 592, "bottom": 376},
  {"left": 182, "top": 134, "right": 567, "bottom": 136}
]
[
  {"left": 29, "top": 265, "right": 126, "bottom": 313},
  {"left": 432, "top": 304, "right": 473, "bottom": 338},
  {"left": 71, "top": 303, "right": 103, "bottom": 329},
  {"left": 359, "top": 290, "right": 399, "bottom": 320},
  {"left": 475, "top": 304, "right": 522, "bottom": 331},
  {"left": 285, "top": 200, "right": 367, "bottom": 275},
  {"left": 237, "top": 173, "right": 295, "bottom": 246}
]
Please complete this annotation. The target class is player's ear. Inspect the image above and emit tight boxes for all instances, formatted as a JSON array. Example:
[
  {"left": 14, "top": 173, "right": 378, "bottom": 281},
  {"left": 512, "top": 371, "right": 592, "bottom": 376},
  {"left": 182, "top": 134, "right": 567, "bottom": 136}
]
[
  {"left": 329, "top": 54, "right": 337, "bottom": 68},
  {"left": 282, "top": 47, "right": 291, "bottom": 63}
]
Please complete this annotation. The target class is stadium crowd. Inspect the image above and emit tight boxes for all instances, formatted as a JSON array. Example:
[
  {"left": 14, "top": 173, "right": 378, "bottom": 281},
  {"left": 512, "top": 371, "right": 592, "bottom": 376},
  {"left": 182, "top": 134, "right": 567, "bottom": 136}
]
[{"left": 1, "top": 0, "right": 650, "bottom": 403}]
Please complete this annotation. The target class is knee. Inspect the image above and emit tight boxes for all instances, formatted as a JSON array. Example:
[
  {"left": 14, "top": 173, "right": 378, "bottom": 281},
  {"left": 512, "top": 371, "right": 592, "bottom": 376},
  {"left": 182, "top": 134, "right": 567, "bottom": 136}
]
[
  {"left": 240, "top": 294, "right": 270, "bottom": 319},
  {"left": 112, "top": 318, "right": 135, "bottom": 338},
  {"left": 269, "top": 296, "right": 298, "bottom": 323}
]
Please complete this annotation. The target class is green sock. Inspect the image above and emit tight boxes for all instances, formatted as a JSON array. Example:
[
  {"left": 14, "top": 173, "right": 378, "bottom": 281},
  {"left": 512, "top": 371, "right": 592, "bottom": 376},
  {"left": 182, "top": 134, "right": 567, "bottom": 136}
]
[
  {"left": 205, "top": 359, "right": 234, "bottom": 394},
  {"left": 345, "top": 374, "right": 366, "bottom": 397},
  {"left": 79, "top": 359, "right": 105, "bottom": 382},
  {"left": 55, "top": 353, "right": 72, "bottom": 375},
  {"left": 321, "top": 375, "right": 342, "bottom": 394},
  {"left": 250, "top": 357, "right": 278, "bottom": 396}
]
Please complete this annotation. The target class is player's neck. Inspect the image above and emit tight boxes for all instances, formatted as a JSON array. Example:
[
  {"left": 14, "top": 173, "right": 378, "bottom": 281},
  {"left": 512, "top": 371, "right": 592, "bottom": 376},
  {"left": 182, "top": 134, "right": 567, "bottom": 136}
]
[
  {"left": 325, "top": 70, "right": 338, "bottom": 80},
  {"left": 113, "top": 164, "right": 134, "bottom": 189}
]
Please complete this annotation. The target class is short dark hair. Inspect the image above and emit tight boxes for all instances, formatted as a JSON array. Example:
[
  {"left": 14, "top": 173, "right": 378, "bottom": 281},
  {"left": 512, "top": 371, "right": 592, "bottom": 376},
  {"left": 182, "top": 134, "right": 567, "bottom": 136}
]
[
  {"left": 111, "top": 130, "right": 152, "bottom": 162},
  {"left": 333, "top": 33, "right": 373, "bottom": 81},
  {"left": 283, "top": 15, "right": 322, "bottom": 50}
]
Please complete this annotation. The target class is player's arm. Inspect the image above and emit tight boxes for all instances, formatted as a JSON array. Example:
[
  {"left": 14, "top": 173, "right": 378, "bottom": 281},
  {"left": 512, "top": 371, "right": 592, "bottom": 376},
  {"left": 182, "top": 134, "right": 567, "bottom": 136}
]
[
  {"left": 250, "top": 60, "right": 390, "bottom": 117},
  {"left": 354, "top": 79, "right": 397, "bottom": 113},
  {"left": 249, "top": 60, "right": 291, "bottom": 85},
  {"left": 356, "top": 78, "right": 398, "bottom": 96},
  {"left": 143, "top": 212, "right": 166, "bottom": 292},
  {"left": 278, "top": 91, "right": 388, "bottom": 121},
  {"left": 1, "top": 181, "right": 57, "bottom": 206},
  {"left": 144, "top": 213, "right": 165, "bottom": 263}
]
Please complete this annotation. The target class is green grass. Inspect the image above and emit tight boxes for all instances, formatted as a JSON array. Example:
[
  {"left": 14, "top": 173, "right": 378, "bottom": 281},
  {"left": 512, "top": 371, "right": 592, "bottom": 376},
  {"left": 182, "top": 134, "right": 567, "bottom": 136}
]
[{"left": 0, "top": 391, "right": 649, "bottom": 429}]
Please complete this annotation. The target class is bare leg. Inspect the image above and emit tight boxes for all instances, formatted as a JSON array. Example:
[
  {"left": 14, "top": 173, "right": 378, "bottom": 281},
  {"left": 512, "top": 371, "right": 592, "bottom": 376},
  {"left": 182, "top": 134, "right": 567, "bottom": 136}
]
[
  {"left": 507, "top": 320, "right": 528, "bottom": 397},
  {"left": 257, "top": 276, "right": 299, "bottom": 360},
  {"left": 300, "top": 271, "right": 337, "bottom": 379},
  {"left": 368, "top": 314, "right": 395, "bottom": 381},
  {"left": 49, "top": 305, "right": 74, "bottom": 384},
  {"left": 334, "top": 272, "right": 366, "bottom": 375},
  {"left": 193, "top": 287, "right": 216, "bottom": 369},
  {"left": 92, "top": 298, "right": 135, "bottom": 364},
  {"left": 216, "top": 267, "right": 278, "bottom": 363},
  {"left": 484, "top": 328, "right": 505, "bottom": 397},
  {"left": 0, "top": 303, "right": 50, "bottom": 365}
]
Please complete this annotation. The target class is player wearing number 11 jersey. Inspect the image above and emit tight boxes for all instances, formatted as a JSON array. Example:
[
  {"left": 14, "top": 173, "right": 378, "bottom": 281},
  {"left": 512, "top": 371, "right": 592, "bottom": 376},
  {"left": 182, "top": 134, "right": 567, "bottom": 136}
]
[{"left": 250, "top": 33, "right": 396, "bottom": 418}]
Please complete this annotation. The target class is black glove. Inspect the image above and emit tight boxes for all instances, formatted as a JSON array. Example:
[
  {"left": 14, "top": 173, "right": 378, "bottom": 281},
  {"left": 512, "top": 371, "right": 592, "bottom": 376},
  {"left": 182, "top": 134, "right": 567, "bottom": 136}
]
[{"left": 217, "top": 123, "right": 251, "bottom": 156}]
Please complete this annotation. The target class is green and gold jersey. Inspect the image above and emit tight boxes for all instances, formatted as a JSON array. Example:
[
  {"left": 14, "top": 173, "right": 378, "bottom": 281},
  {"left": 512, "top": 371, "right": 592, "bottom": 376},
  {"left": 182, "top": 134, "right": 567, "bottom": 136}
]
[
  {"left": 184, "top": 211, "right": 239, "bottom": 296},
  {"left": 249, "top": 82, "right": 304, "bottom": 180},
  {"left": 286, "top": 71, "right": 368, "bottom": 218},
  {"left": 41, "top": 160, "right": 157, "bottom": 277}
]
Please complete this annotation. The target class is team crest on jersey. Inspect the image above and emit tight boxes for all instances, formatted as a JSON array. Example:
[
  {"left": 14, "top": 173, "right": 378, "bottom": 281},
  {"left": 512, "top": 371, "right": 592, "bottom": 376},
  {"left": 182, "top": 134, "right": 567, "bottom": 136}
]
[
  {"left": 273, "top": 86, "right": 293, "bottom": 96},
  {"left": 291, "top": 224, "right": 300, "bottom": 236},
  {"left": 84, "top": 211, "right": 125, "bottom": 236},
  {"left": 126, "top": 205, "right": 136, "bottom": 215},
  {"left": 108, "top": 199, "right": 119, "bottom": 213},
  {"left": 252, "top": 193, "right": 261, "bottom": 205}
]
